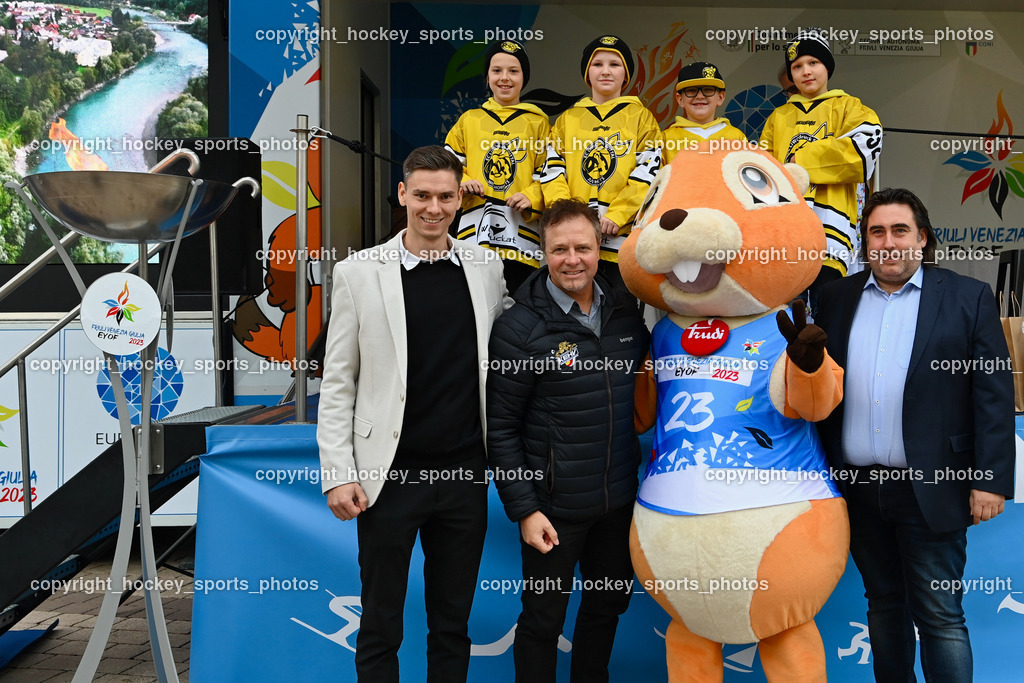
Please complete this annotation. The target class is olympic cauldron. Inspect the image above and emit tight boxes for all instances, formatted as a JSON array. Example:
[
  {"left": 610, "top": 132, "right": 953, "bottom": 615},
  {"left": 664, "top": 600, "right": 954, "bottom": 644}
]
[{"left": 13, "top": 160, "right": 259, "bottom": 683}]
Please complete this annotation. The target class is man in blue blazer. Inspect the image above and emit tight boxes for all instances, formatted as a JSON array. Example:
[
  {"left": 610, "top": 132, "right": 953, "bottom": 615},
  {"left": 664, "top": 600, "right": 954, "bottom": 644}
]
[{"left": 815, "top": 187, "right": 1015, "bottom": 683}]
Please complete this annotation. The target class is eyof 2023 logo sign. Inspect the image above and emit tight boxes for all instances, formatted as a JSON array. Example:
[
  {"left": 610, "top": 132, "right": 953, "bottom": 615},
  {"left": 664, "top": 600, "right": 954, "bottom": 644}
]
[{"left": 80, "top": 273, "right": 161, "bottom": 355}]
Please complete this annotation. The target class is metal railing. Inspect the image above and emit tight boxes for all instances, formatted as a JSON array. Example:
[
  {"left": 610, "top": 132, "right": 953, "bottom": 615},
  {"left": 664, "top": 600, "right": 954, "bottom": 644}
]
[
  {"left": 0, "top": 231, "right": 80, "bottom": 306},
  {"left": 1, "top": 243, "right": 165, "bottom": 514},
  {"left": 0, "top": 148, "right": 200, "bottom": 515}
]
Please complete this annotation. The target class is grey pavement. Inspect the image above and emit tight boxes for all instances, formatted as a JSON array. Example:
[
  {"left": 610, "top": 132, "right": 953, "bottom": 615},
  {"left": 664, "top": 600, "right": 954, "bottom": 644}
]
[{"left": 0, "top": 531, "right": 194, "bottom": 682}]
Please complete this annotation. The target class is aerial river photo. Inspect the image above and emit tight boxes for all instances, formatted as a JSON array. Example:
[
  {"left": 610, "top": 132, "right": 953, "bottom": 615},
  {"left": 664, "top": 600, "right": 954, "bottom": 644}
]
[{"left": 28, "top": 13, "right": 207, "bottom": 175}]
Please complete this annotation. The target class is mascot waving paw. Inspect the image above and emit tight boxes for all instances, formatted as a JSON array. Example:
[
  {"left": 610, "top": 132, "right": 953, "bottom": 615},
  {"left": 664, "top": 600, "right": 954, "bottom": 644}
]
[{"left": 621, "top": 142, "right": 849, "bottom": 682}]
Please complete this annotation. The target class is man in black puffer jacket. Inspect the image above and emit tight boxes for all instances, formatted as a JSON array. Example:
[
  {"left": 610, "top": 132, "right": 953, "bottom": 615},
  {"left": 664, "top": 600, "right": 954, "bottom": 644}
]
[{"left": 486, "top": 199, "right": 649, "bottom": 683}]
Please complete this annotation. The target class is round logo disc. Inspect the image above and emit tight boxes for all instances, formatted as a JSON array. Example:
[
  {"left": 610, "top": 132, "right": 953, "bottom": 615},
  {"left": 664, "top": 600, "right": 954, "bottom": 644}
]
[
  {"left": 681, "top": 319, "right": 729, "bottom": 356},
  {"left": 81, "top": 273, "right": 161, "bottom": 354}
]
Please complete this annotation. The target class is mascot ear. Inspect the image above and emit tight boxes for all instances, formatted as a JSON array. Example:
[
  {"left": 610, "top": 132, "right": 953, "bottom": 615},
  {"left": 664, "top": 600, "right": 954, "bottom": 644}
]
[{"left": 784, "top": 163, "right": 810, "bottom": 195}]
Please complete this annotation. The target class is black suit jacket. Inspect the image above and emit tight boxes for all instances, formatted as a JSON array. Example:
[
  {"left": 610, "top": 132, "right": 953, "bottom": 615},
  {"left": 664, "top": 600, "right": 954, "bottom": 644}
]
[{"left": 816, "top": 266, "right": 1015, "bottom": 532}]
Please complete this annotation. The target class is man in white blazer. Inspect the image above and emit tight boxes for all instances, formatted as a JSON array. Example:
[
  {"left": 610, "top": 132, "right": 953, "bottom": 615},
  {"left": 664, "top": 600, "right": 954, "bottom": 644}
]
[{"left": 318, "top": 145, "right": 510, "bottom": 682}]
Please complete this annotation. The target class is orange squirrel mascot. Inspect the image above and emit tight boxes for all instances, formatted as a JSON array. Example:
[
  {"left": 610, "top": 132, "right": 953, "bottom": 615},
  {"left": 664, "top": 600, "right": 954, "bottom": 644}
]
[{"left": 620, "top": 142, "right": 849, "bottom": 681}]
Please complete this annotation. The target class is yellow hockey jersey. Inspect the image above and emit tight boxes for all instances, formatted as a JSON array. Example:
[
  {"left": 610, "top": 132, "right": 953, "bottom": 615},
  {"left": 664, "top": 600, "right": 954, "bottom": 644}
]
[
  {"left": 543, "top": 96, "right": 662, "bottom": 262},
  {"left": 760, "top": 90, "right": 882, "bottom": 276},
  {"left": 662, "top": 116, "right": 747, "bottom": 163},
  {"left": 445, "top": 98, "right": 550, "bottom": 266}
]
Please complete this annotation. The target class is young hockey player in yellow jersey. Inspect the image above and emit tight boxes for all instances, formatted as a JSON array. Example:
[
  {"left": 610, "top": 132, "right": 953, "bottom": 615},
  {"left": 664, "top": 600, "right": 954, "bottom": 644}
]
[
  {"left": 760, "top": 30, "right": 882, "bottom": 313},
  {"left": 445, "top": 40, "right": 549, "bottom": 292},
  {"left": 543, "top": 34, "right": 662, "bottom": 292},
  {"left": 663, "top": 62, "right": 747, "bottom": 163}
]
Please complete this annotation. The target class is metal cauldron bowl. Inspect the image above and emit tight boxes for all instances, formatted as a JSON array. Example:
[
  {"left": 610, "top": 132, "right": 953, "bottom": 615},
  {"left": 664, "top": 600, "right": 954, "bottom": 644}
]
[{"left": 23, "top": 171, "right": 239, "bottom": 243}]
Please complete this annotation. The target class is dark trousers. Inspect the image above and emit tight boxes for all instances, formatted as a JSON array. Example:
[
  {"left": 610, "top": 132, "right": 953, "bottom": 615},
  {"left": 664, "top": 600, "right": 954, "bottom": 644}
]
[
  {"left": 513, "top": 503, "right": 634, "bottom": 683},
  {"left": 846, "top": 468, "right": 972, "bottom": 683},
  {"left": 354, "top": 455, "right": 488, "bottom": 683}
]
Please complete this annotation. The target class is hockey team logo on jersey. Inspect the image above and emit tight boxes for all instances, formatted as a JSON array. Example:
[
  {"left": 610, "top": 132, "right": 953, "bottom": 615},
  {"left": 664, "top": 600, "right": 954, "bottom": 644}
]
[
  {"left": 581, "top": 134, "right": 630, "bottom": 187},
  {"left": 482, "top": 140, "right": 527, "bottom": 192},
  {"left": 551, "top": 341, "right": 579, "bottom": 369},
  {"left": 786, "top": 122, "right": 827, "bottom": 177}
]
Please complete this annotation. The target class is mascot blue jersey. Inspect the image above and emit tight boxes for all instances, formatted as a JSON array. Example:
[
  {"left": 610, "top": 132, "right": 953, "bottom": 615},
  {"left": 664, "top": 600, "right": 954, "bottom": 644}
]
[{"left": 637, "top": 311, "right": 840, "bottom": 515}]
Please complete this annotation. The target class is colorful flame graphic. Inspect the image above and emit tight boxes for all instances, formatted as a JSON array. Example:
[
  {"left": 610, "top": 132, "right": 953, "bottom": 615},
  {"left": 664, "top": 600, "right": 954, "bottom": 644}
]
[
  {"left": 943, "top": 92, "right": 1023, "bottom": 219},
  {"left": 624, "top": 22, "right": 700, "bottom": 127},
  {"left": 49, "top": 118, "right": 108, "bottom": 171},
  {"left": 103, "top": 281, "right": 141, "bottom": 326}
]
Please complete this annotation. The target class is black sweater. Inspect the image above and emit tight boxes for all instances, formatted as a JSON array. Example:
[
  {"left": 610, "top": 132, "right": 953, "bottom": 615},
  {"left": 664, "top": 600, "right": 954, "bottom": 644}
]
[{"left": 396, "top": 259, "right": 482, "bottom": 466}]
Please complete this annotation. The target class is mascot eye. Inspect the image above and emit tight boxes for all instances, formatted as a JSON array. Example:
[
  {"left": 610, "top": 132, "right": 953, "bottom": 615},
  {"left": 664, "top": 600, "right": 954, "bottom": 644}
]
[
  {"left": 738, "top": 165, "right": 785, "bottom": 205},
  {"left": 638, "top": 187, "right": 659, "bottom": 223}
]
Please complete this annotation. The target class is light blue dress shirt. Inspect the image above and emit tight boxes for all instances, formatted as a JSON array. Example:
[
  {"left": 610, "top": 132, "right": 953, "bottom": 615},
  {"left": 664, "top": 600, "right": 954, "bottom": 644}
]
[
  {"left": 546, "top": 277, "right": 604, "bottom": 336},
  {"left": 841, "top": 267, "right": 924, "bottom": 468}
]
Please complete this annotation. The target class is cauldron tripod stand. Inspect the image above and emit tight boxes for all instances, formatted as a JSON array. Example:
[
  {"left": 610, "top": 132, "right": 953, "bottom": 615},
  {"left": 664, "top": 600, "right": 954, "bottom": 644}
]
[{"left": 9, "top": 158, "right": 259, "bottom": 682}]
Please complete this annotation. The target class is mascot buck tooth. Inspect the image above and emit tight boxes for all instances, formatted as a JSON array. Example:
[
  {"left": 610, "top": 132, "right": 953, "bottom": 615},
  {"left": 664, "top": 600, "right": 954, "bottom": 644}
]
[{"left": 620, "top": 141, "right": 849, "bottom": 682}]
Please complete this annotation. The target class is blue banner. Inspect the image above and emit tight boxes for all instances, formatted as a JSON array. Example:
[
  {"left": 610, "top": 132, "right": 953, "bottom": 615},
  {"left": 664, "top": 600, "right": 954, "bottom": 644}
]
[{"left": 191, "top": 424, "right": 1024, "bottom": 681}]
